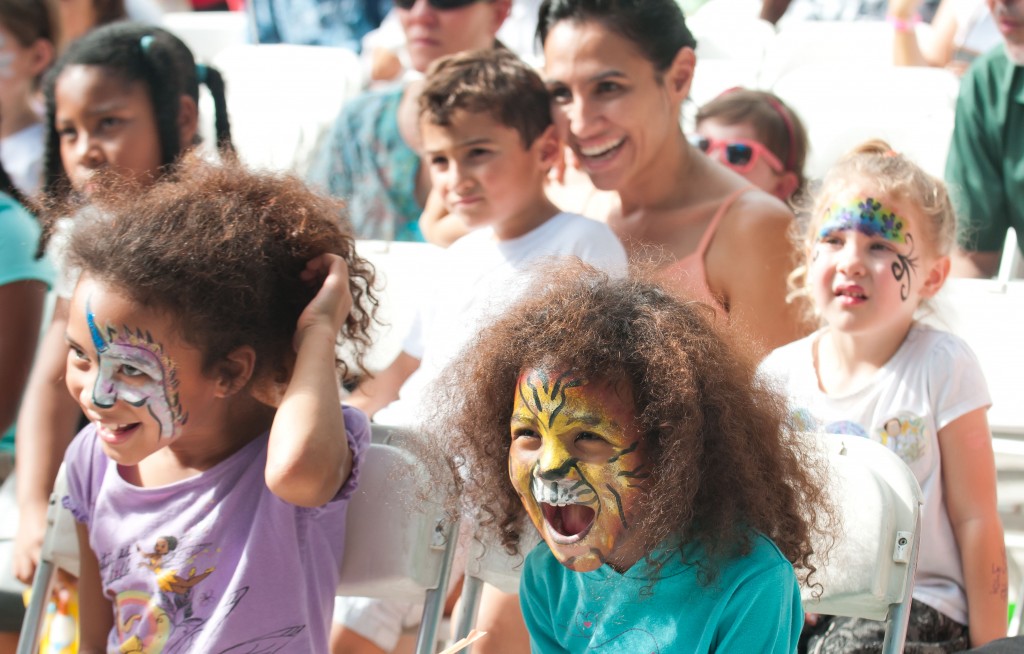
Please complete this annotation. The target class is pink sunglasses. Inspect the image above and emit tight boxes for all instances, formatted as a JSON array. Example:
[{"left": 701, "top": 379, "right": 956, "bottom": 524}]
[{"left": 689, "top": 135, "right": 785, "bottom": 175}]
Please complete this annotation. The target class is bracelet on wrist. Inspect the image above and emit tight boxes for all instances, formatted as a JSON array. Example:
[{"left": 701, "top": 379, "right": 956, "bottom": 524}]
[{"left": 887, "top": 13, "right": 921, "bottom": 32}]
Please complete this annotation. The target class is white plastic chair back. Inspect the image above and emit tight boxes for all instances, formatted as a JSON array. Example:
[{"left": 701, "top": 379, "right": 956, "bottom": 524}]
[
  {"left": 770, "top": 64, "right": 959, "bottom": 180},
  {"left": 160, "top": 11, "right": 249, "bottom": 64},
  {"left": 210, "top": 43, "right": 364, "bottom": 174},
  {"left": 351, "top": 240, "right": 445, "bottom": 373},
  {"left": 802, "top": 432, "right": 923, "bottom": 654}
]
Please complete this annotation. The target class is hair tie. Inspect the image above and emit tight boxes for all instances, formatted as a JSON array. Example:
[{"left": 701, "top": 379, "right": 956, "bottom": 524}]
[
  {"left": 140, "top": 34, "right": 154, "bottom": 53},
  {"left": 884, "top": 149, "right": 900, "bottom": 158},
  {"left": 196, "top": 63, "right": 208, "bottom": 85}
]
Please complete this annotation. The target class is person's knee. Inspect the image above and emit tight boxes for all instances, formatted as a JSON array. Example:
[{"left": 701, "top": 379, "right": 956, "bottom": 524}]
[{"left": 330, "top": 624, "right": 390, "bottom": 654}]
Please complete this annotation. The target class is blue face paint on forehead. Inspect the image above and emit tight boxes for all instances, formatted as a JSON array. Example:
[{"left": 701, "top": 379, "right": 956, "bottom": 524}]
[
  {"left": 819, "top": 197, "right": 907, "bottom": 244},
  {"left": 87, "top": 301, "right": 108, "bottom": 353}
]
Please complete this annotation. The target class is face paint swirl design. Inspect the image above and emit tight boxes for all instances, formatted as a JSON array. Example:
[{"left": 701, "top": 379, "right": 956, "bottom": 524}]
[
  {"left": 87, "top": 299, "right": 188, "bottom": 439},
  {"left": 820, "top": 197, "right": 919, "bottom": 301},
  {"left": 509, "top": 367, "right": 649, "bottom": 573}
]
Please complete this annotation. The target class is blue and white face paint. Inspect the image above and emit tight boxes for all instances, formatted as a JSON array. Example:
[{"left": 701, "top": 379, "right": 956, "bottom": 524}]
[{"left": 87, "top": 298, "right": 187, "bottom": 440}]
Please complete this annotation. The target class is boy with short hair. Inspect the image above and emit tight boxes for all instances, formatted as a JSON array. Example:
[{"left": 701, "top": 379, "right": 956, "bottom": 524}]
[
  {"left": 333, "top": 47, "right": 626, "bottom": 654},
  {"left": 347, "top": 48, "right": 627, "bottom": 428}
]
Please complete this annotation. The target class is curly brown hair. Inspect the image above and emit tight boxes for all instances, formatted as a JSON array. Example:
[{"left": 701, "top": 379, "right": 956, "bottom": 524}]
[
  {"left": 431, "top": 261, "right": 833, "bottom": 583},
  {"left": 64, "top": 154, "right": 377, "bottom": 386}
]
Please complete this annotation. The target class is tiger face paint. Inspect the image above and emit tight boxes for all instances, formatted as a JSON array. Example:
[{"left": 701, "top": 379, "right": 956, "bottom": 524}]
[{"left": 509, "top": 367, "right": 650, "bottom": 573}]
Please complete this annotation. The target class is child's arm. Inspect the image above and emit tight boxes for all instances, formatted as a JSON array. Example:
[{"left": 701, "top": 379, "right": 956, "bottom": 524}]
[
  {"left": 939, "top": 407, "right": 1008, "bottom": 647},
  {"left": 346, "top": 351, "right": 421, "bottom": 419},
  {"left": 13, "top": 299, "right": 83, "bottom": 583},
  {"left": 76, "top": 522, "right": 113, "bottom": 653},
  {"left": 265, "top": 254, "right": 354, "bottom": 508}
]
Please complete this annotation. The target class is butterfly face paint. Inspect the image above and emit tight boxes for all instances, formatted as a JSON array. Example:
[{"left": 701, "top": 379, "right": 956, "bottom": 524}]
[
  {"left": 819, "top": 197, "right": 919, "bottom": 300},
  {"left": 87, "top": 299, "right": 187, "bottom": 439},
  {"left": 509, "top": 367, "right": 650, "bottom": 573}
]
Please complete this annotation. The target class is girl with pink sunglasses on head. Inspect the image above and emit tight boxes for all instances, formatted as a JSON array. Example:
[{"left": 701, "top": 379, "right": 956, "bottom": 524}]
[{"left": 694, "top": 88, "right": 809, "bottom": 204}]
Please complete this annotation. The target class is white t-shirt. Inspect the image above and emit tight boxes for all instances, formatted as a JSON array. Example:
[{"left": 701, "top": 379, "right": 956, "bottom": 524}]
[
  {"left": 374, "top": 212, "right": 628, "bottom": 426},
  {"left": 759, "top": 324, "right": 991, "bottom": 625},
  {"left": 1, "top": 122, "right": 44, "bottom": 197}
]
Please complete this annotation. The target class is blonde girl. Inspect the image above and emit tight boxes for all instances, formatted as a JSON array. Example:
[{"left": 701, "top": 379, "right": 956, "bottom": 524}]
[{"left": 761, "top": 140, "right": 1007, "bottom": 651}]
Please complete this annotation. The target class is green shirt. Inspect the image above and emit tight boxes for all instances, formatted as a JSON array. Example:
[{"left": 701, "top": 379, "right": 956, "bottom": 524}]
[
  {"left": 520, "top": 535, "right": 802, "bottom": 653},
  {"left": 945, "top": 45, "right": 1024, "bottom": 254}
]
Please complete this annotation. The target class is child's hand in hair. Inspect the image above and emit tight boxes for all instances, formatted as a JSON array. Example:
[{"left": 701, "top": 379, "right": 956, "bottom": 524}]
[{"left": 295, "top": 253, "right": 353, "bottom": 350}]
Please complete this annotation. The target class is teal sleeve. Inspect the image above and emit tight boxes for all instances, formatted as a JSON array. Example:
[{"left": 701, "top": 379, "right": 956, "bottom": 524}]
[
  {"left": 713, "top": 559, "right": 803, "bottom": 654},
  {"left": 519, "top": 547, "right": 568, "bottom": 654},
  {"left": 0, "top": 197, "right": 54, "bottom": 288},
  {"left": 945, "top": 64, "right": 1008, "bottom": 253}
]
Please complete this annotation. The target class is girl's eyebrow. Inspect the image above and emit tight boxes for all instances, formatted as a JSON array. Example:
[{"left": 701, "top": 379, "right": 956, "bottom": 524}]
[{"left": 65, "top": 334, "right": 84, "bottom": 350}]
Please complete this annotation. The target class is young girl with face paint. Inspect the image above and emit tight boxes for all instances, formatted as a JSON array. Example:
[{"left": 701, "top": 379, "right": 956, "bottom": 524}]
[
  {"left": 761, "top": 141, "right": 1007, "bottom": 651},
  {"left": 59, "top": 155, "right": 376, "bottom": 652},
  {"left": 433, "top": 261, "right": 834, "bottom": 653},
  {"left": 11, "top": 21, "right": 232, "bottom": 587}
]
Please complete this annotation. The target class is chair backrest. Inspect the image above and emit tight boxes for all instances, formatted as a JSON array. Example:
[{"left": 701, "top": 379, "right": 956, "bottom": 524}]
[
  {"left": 770, "top": 64, "right": 959, "bottom": 180},
  {"left": 338, "top": 441, "right": 453, "bottom": 600},
  {"left": 351, "top": 240, "right": 445, "bottom": 373},
  {"left": 801, "top": 432, "right": 923, "bottom": 653},
  {"left": 208, "top": 43, "right": 364, "bottom": 174},
  {"left": 160, "top": 10, "right": 249, "bottom": 64}
]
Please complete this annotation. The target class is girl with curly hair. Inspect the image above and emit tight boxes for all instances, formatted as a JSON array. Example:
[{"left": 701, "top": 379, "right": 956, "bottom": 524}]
[
  {"left": 59, "top": 155, "right": 376, "bottom": 652},
  {"left": 433, "top": 261, "right": 833, "bottom": 653}
]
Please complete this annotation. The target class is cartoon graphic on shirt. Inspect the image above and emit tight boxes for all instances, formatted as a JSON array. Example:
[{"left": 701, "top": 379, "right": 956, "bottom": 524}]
[
  {"left": 822, "top": 420, "right": 868, "bottom": 438},
  {"left": 135, "top": 536, "right": 215, "bottom": 621},
  {"left": 877, "top": 412, "right": 926, "bottom": 463},
  {"left": 87, "top": 300, "right": 188, "bottom": 439}
]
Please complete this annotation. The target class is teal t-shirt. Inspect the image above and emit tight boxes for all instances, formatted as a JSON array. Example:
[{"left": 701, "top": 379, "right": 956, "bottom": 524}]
[
  {"left": 520, "top": 535, "right": 802, "bottom": 653},
  {"left": 0, "top": 193, "right": 55, "bottom": 453}
]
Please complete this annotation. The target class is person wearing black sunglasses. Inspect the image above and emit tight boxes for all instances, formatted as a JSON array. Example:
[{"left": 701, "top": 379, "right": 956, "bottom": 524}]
[
  {"left": 308, "top": 0, "right": 510, "bottom": 243},
  {"left": 539, "top": 0, "right": 810, "bottom": 354}
]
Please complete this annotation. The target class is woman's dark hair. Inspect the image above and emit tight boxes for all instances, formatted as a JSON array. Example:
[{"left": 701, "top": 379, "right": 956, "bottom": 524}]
[
  {"left": 65, "top": 155, "right": 378, "bottom": 384},
  {"left": 41, "top": 22, "right": 233, "bottom": 203},
  {"left": 536, "top": 0, "right": 697, "bottom": 74},
  {"left": 433, "top": 262, "right": 834, "bottom": 584}
]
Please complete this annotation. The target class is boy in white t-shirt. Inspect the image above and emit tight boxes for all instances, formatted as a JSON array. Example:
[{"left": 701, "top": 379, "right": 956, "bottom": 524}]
[
  {"left": 347, "top": 48, "right": 627, "bottom": 429},
  {"left": 335, "top": 49, "right": 627, "bottom": 654}
]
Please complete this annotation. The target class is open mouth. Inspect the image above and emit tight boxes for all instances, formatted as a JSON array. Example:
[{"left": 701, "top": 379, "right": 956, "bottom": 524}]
[
  {"left": 835, "top": 287, "right": 867, "bottom": 300},
  {"left": 541, "top": 502, "right": 596, "bottom": 543},
  {"left": 576, "top": 137, "right": 625, "bottom": 163},
  {"left": 96, "top": 422, "right": 141, "bottom": 444}
]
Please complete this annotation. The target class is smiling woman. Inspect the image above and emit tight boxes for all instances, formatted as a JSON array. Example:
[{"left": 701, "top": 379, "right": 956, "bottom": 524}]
[{"left": 538, "top": 0, "right": 809, "bottom": 353}]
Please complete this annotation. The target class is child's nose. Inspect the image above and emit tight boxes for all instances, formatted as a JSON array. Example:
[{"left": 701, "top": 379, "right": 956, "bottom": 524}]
[
  {"left": 535, "top": 439, "right": 577, "bottom": 480},
  {"left": 836, "top": 242, "right": 866, "bottom": 276},
  {"left": 76, "top": 135, "right": 106, "bottom": 169},
  {"left": 90, "top": 364, "right": 118, "bottom": 409}
]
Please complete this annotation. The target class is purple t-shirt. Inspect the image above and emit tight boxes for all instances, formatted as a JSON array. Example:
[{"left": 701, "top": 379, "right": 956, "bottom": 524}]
[{"left": 63, "top": 405, "right": 370, "bottom": 653}]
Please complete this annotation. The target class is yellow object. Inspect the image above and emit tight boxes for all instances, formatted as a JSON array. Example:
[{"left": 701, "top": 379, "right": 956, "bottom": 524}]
[{"left": 23, "top": 581, "right": 79, "bottom": 654}]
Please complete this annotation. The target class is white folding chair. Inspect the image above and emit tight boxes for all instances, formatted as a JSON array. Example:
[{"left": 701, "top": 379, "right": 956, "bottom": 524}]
[
  {"left": 160, "top": 11, "right": 249, "bottom": 64},
  {"left": 351, "top": 240, "right": 444, "bottom": 374},
  {"left": 208, "top": 43, "right": 364, "bottom": 175},
  {"left": 802, "top": 432, "right": 923, "bottom": 654},
  {"left": 18, "top": 442, "right": 459, "bottom": 654},
  {"left": 770, "top": 64, "right": 959, "bottom": 180}
]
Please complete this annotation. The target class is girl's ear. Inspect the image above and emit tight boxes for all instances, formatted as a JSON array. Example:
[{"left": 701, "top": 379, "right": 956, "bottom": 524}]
[
  {"left": 665, "top": 47, "right": 696, "bottom": 102},
  {"left": 489, "top": 0, "right": 513, "bottom": 33},
  {"left": 773, "top": 171, "right": 800, "bottom": 202},
  {"left": 214, "top": 345, "right": 257, "bottom": 398},
  {"left": 177, "top": 95, "right": 199, "bottom": 148},
  {"left": 919, "top": 255, "right": 951, "bottom": 299}
]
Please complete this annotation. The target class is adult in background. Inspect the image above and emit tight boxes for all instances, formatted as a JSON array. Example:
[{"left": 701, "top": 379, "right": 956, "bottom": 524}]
[
  {"left": 944, "top": 0, "right": 1024, "bottom": 277},
  {"left": 307, "top": 0, "right": 510, "bottom": 241},
  {"left": 538, "top": 0, "right": 807, "bottom": 353}
]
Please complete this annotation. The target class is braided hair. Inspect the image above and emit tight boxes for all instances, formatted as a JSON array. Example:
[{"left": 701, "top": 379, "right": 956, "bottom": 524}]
[{"left": 40, "top": 22, "right": 233, "bottom": 204}]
